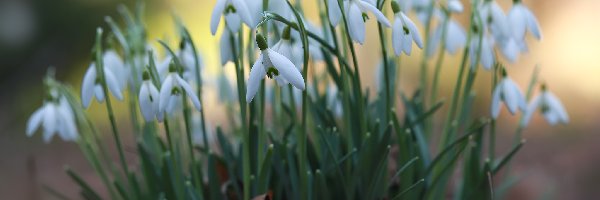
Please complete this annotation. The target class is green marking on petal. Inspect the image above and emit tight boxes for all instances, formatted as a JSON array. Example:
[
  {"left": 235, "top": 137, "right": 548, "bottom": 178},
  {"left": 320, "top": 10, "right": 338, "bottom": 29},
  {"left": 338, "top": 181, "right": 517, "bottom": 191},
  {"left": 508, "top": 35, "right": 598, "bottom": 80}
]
[
  {"left": 403, "top": 26, "right": 410, "bottom": 35},
  {"left": 266, "top": 67, "right": 279, "bottom": 79},
  {"left": 362, "top": 13, "right": 369, "bottom": 22}
]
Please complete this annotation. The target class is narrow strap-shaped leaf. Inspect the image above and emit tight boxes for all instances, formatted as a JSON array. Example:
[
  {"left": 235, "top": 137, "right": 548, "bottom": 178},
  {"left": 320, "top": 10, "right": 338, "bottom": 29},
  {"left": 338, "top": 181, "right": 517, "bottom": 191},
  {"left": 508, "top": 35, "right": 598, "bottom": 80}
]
[
  {"left": 65, "top": 166, "right": 102, "bottom": 200},
  {"left": 493, "top": 140, "right": 526, "bottom": 174},
  {"left": 392, "top": 179, "right": 425, "bottom": 200}
]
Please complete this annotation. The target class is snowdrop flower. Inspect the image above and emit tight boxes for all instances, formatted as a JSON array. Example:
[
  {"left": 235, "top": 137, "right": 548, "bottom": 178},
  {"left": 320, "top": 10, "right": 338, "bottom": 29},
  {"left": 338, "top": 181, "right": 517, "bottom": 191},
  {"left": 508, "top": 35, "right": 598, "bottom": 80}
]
[
  {"left": 428, "top": 19, "right": 466, "bottom": 56},
  {"left": 469, "top": 29, "right": 495, "bottom": 70},
  {"left": 246, "top": 34, "right": 305, "bottom": 102},
  {"left": 272, "top": 26, "right": 299, "bottom": 70},
  {"left": 139, "top": 71, "right": 161, "bottom": 122},
  {"left": 447, "top": 0, "right": 464, "bottom": 13},
  {"left": 490, "top": 70, "right": 526, "bottom": 118},
  {"left": 27, "top": 94, "right": 78, "bottom": 143},
  {"left": 210, "top": 0, "right": 255, "bottom": 35},
  {"left": 103, "top": 50, "right": 127, "bottom": 90},
  {"left": 158, "top": 41, "right": 203, "bottom": 81},
  {"left": 498, "top": 38, "right": 520, "bottom": 63},
  {"left": 479, "top": 0, "right": 511, "bottom": 42},
  {"left": 391, "top": 0, "right": 423, "bottom": 56},
  {"left": 159, "top": 63, "right": 202, "bottom": 117},
  {"left": 508, "top": 0, "right": 541, "bottom": 41},
  {"left": 522, "top": 84, "right": 568, "bottom": 126},
  {"left": 81, "top": 61, "right": 123, "bottom": 108},
  {"left": 219, "top": 29, "right": 238, "bottom": 66},
  {"left": 328, "top": 0, "right": 391, "bottom": 44}
]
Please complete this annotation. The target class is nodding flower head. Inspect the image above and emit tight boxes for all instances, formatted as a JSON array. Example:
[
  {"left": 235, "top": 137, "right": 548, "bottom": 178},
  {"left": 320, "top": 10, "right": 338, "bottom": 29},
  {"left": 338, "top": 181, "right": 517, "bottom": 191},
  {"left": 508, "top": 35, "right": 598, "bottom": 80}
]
[
  {"left": 490, "top": 71, "right": 526, "bottom": 118},
  {"left": 246, "top": 34, "right": 305, "bottom": 102},
  {"left": 522, "top": 84, "right": 568, "bottom": 126},
  {"left": 210, "top": 0, "right": 255, "bottom": 35}
]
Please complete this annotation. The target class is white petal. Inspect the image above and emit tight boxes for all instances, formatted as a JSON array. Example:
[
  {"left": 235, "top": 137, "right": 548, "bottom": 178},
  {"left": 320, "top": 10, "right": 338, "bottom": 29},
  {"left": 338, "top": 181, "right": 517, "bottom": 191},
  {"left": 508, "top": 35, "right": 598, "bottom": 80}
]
[
  {"left": 427, "top": 24, "right": 442, "bottom": 57},
  {"left": 210, "top": 0, "right": 227, "bottom": 35},
  {"left": 165, "top": 95, "right": 180, "bottom": 115},
  {"left": 448, "top": 0, "right": 463, "bottom": 13},
  {"left": 42, "top": 105, "right": 57, "bottom": 143},
  {"left": 502, "top": 80, "right": 519, "bottom": 115},
  {"left": 446, "top": 21, "right": 466, "bottom": 54},
  {"left": 481, "top": 36, "right": 495, "bottom": 70},
  {"left": 508, "top": 5, "right": 527, "bottom": 41},
  {"left": 524, "top": 6, "right": 542, "bottom": 40},
  {"left": 81, "top": 64, "right": 96, "bottom": 108},
  {"left": 104, "top": 68, "right": 123, "bottom": 100},
  {"left": 246, "top": 56, "right": 266, "bottom": 102},
  {"left": 392, "top": 18, "right": 403, "bottom": 56},
  {"left": 268, "top": 49, "right": 305, "bottom": 90},
  {"left": 545, "top": 92, "right": 569, "bottom": 124},
  {"left": 491, "top": 83, "right": 502, "bottom": 118},
  {"left": 139, "top": 83, "right": 154, "bottom": 122},
  {"left": 359, "top": 1, "right": 391, "bottom": 27},
  {"left": 501, "top": 39, "right": 519, "bottom": 62},
  {"left": 220, "top": 30, "right": 233, "bottom": 66},
  {"left": 57, "top": 106, "right": 78, "bottom": 141},
  {"left": 232, "top": 0, "right": 255, "bottom": 28},
  {"left": 159, "top": 75, "right": 175, "bottom": 113},
  {"left": 94, "top": 85, "right": 105, "bottom": 103},
  {"left": 177, "top": 75, "right": 202, "bottom": 111},
  {"left": 401, "top": 30, "right": 412, "bottom": 55},
  {"left": 402, "top": 13, "right": 422, "bottom": 48},
  {"left": 225, "top": 12, "right": 241, "bottom": 33},
  {"left": 522, "top": 94, "right": 541, "bottom": 126},
  {"left": 26, "top": 107, "right": 44, "bottom": 136},
  {"left": 328, "top": 0, "right": 342, "bottom": 26},
  {"left": 348, "top": 3, "right": 366, "bottom": 44}
]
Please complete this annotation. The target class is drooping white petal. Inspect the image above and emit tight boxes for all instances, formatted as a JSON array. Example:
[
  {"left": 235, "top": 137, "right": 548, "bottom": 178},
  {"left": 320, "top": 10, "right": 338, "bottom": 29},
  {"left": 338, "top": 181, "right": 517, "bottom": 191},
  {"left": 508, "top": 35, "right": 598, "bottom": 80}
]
[
  {"left": 220, "top": 30, "right": 233, "bottom": 66},
  {"left": 231, "top": 0, "right": 255, "bottom": 28},
  {"left": 139, "top": 82, "right": 155, "bottom": 122},
  {"left": 57, "top": 104, "right": 78, "bottom": 141},
  {"left": 508, "top": 4, "right": 527, "bottom": 41},
  {"left": 402, "top": 13, "right": 423, "bottom": 48},
  {"left": 268, "top": 49, "right": 305, "bottom": 90},
  {"left": 328, "top": 0, "right": 342, "bottom": 26},
  {"left": 500, "top": 38, "right": 520, "bottom": 62},
  {"left": 42, "top": 104, "right": 57, "bottom": 143},
  {"left": 490, "top": 83, "right": 503, "bottom": 118},
  {"left": 176, "top": 75, "right": 202, "bottom": 111},
  {"left": 524, "top": 6, "right": 542, "bottom": 40},
  {"left": 81, "top": 64, "right": 96, "bottom": 108},
  {"left": 401, "top": 29, "right": 412, "bottom": 55},
  {"left": 165, "top": 95, "right": 180, "bottom": 115},
  {"left": 502, "top": 80, "right": 519, "bottom": 115},
  {"left": 446, "top": 20, "right": 466, "bottom": 54},
  {"left": 246, "top": 56, "right": 266, "bottom": 102},
  {"left": 448, "top": 0, "right": 463, "bottom": 13},
  {"left": 224, "top": 12, "right": 241, "bottom": 33},
  {"left": 104, "top": 50, "right": 127, "bottom": 90},
  {"left": 480, "top": 36, "right": 495, "bottom": 70},
  {"left": 427, "top": 24, "right": 442, "bottom": 57},
  {"left": 358, "top": 1, "right": 391, "bottom": 27},
  {"left": 26, "top": 107, "right": 44, "bottom": 136},
  {"left": 522, "top": 94, "right": 541, "bottom": 126},
  {"left": 104, "top": 68, "right": 123, "bottom": 100},
  {"left": 545, "top": 92, "right": 569, "bottom": 124},
  {"left": 210, "top": 0, "right": 228, "bottom": 35},
  {"left": 94, "top": 85, "right": 105, "bottom": 102},
  {"left": 392, "top": 19, "right": 403, "bottom": 56},
  {"left": 348, "top": 3, "right": 366, "bottom": 44},
  {"left": 159, "top": 75, "right": 175, "bottom": 113}
]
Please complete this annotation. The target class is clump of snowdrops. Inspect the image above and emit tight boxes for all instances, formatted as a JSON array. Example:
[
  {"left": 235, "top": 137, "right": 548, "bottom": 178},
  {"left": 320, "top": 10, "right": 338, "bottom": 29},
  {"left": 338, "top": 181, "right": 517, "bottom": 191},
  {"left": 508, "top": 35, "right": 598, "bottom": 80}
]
[{"left": 26, "top": 0, "right": 568, "bottom": 199}]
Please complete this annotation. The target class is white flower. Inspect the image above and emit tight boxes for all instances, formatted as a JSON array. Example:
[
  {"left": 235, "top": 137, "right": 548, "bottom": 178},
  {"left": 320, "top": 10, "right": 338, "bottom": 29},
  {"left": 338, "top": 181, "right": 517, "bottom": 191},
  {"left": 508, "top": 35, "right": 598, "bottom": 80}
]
[
  {"left": 103, "top": 50, "right": 127, "bottom": 90},
  {"left": 81, "top": 62, "right": 123, "bottom": 108},
  {"left": 210, "top": 0, "right": 255, "bottom": 35},
  {"left": 246, "top": 34, "right": 305, "bottom": 102},
  {"left": 498, "top": 37, "right": 520, "bottom": 63},
  {"left": 428, "top": 19, "right": 466, "bottom": 56},
  {"left": 157, "top": 41, "right": 203, "bottom": 81},
  {"left": 447, "top": 0, "right": 463, "bottom": 13},
  {"left": 139, "top": 72, "right": 161, "bottom": 122},
  {"left": 272, "top": 26, "right": 300, "bottom": 70},
  {"left": 328, "top": 0, "right": 391, "bottom": 44},
  {"left": 522, "top": 86, "right": 568, "bottom": 126},
  {"left": 508, "top": 0, "right": 541, "bottom": 41},
  {"left": 490, "top": 73, "right": 526, "bottom": 118},
  {"left": 479, "top": 0, "right": 511, "bottom": 42},
  {"left": 27, "top": 95, "right": 78, "bottom": 143},
  {"left": 219, "top": 29, "right": 238, "bottom": 66},
  {"left": 159, "top": 65, "right": 202, "bottom": 117},
  {"left": 391, "top": 1, "right": 423, "bottom": 56},
  {"left": 469, "top": 33, "right": 495, "bottom": 70}
]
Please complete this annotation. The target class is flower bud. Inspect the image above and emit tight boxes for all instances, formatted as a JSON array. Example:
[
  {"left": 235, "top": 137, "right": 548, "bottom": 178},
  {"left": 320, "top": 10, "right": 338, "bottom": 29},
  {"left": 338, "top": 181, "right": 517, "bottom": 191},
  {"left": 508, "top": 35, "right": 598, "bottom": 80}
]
[
  {"left": 256, "top": 33, "right": 268, "bottom": 51},
  {"left": 391, "top": 0, "right": 401, "bottom": 14}
]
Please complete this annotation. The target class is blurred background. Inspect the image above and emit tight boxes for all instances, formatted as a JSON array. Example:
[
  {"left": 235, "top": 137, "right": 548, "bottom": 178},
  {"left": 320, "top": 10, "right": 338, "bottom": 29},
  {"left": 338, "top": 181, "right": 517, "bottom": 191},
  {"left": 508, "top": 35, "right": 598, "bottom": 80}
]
[{"left": 1, "top": 0, "right": 599, "bottom": 199}]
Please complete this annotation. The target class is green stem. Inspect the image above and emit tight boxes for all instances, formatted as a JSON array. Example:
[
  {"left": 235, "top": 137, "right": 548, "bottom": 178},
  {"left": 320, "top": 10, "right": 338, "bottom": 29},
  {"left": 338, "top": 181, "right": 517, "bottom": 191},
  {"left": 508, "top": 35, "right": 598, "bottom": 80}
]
[
  {"left": 230, "top": 28, "right": 250, "bottom": 200},
  {"left": 430, "top": 16, "right": 450, "bottom": 104},
  {"left": 94, "top": 28, "right": 131, "bottom": 190},
  {"left": 376, "top": 0, "right": 391, "bottom": 121}
]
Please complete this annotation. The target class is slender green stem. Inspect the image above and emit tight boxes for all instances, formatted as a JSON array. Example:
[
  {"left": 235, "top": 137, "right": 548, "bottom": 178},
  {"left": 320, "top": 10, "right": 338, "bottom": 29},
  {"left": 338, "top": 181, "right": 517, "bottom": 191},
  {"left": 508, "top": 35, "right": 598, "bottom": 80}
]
[
  {"left": 94, "top": 28, "right": 131, "bottom": 190},
  {"left": 430, "top": 15, "right": 450, "bottom": 104},
  {"left": 489, "top": 64, "right": 499, "bottom": 162},
  {"left": 376, "top": 0, "right": 391, "bottom": 121},
  {"left": 230, "top": 28, "right": 250, "bottom": 200}
]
